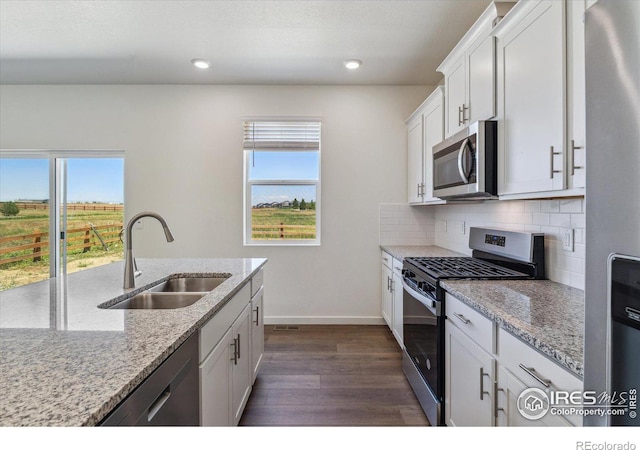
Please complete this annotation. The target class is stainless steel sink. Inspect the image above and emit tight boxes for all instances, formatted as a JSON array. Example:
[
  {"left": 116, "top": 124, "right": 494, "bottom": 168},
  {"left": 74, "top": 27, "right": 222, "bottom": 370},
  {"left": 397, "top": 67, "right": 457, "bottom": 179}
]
[
  {"left": 109, "top": 292, "right": 205, "bottom": 309},
  {"left": 103, "top": 275, "right": 231, "bottom": 309},
  {"left": 147, "top": 276, "right": 229, "bottom": 293}
]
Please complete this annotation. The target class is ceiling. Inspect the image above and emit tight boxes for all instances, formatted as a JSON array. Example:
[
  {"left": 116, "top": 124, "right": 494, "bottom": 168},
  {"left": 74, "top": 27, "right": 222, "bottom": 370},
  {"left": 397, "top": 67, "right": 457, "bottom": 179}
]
[{"left": 0, "top": 0, "right": 492, "bottom": 85}]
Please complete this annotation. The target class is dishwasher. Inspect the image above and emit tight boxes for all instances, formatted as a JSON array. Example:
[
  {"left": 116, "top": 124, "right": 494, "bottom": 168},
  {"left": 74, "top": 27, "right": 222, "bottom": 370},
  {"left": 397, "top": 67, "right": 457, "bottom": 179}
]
[{"left": 101, "top": 332, "right": 199, "bottom": 426}]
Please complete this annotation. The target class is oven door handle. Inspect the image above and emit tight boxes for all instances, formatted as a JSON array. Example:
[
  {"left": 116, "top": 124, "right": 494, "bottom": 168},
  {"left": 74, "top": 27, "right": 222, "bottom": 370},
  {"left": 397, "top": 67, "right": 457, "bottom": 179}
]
[{"left": 401, "top": 278, "right": 438, "bottom": 315}]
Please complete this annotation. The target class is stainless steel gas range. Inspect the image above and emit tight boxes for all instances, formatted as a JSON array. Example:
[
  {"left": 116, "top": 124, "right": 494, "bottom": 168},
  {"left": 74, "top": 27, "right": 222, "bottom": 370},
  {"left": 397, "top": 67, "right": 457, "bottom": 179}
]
[{"left": 401, "top": 227, "right": 545, "bottom": 426}]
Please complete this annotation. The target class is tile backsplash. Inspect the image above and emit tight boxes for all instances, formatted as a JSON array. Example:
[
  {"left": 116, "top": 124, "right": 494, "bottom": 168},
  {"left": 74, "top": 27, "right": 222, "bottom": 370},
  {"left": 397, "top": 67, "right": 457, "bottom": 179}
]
[
  {"left": 379, "top": 204, "right": 435, "bottom": 246},
  {"left": 379, "top": 198, "right": 585, "bottom": 290}
]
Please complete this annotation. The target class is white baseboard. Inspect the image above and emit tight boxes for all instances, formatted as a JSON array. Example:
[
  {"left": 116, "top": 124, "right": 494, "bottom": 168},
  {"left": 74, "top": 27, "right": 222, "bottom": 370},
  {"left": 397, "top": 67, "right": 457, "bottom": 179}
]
[{"left": 264, "top": 316, "right": 385, "bottom": 325}]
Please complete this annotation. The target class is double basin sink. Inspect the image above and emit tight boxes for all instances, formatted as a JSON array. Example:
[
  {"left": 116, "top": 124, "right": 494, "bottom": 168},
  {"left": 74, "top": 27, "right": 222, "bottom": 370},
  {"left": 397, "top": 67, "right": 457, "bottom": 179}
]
[{"left": 105, "top": 275, "right": 231, "bottom": 310}]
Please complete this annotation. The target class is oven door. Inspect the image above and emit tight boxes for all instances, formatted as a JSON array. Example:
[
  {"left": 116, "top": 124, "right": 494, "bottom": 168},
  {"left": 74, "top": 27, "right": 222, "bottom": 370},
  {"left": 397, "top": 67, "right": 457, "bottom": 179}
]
[{"left": 402, "top": 278, "right": 444, "bottom": 425}]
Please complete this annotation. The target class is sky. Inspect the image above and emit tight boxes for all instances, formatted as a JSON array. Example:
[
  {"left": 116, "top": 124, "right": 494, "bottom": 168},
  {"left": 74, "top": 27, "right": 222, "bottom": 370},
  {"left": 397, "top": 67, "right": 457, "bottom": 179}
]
[
  {"left": 0, "top": 158, "right": 124, "bottom": 203},
  {"left": 249, "top": 151, "right": 319, "bottom": 206},
  {"left": 0, "top": 152, "right": 315, "bottom": 205}
]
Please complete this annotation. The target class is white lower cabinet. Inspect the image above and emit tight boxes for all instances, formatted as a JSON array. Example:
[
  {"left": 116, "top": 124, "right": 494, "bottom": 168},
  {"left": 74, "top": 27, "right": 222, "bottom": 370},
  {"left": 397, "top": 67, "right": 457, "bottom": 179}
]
[
  {"left": 445, "top": 293, "right": 582, "bottom": 427},
  {"left": 381, "top": 251, "right": 393, "bottom": 328},
  {"left": 391, "top": 263, "right": 403, "bottom": 348},
  {"left": 199, "top": 276, "right": 263, "bottom": 426},
  {"left": 496, "top": 365, "right": 572, "bottom": 427},
  {"left": 200, "top": 327, "right": 233, "bottom": 426},
  {"left": 445, "top": 310, "right": 495, "bottom": 426},
  {"left": 231, "top": 303, "right": 252, "bottom": 425},
  {"left": 381, "top": 250, "right": 404, "bottom": 348},
  {"left": 250, "top": 286, "right": 264, "bottom": 384}
]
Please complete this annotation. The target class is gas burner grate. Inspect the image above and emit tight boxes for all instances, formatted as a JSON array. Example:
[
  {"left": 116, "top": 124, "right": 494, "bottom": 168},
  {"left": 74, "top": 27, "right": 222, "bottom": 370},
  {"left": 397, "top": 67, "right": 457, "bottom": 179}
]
[{"left": 407, "top": 257, "right": 528, "bottom": 279}]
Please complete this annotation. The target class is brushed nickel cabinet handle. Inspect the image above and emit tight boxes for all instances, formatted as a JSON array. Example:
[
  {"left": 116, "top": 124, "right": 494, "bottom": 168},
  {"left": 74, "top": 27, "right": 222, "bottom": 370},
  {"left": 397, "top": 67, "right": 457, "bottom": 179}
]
[
  {"left": 462, "top": 104, "right": 469, "bottom": 123},
  {"left": 550, "top": 146, "right": 562, "bottom": 178},
  {"left": 571, "top": 139, "right": 585, "bottom": 175},
  {"left": 458, "top": 105, "right": 463, "bottom": 126},
  {"left": 453, "top": 312, "right": 470, "bottom": 325},
  {"left": 230, "top": 338, "right": 238, "bottom": 365},
  {"left": 253, "top": 305, "right": 260, "bottom": 326},
  {"left": 480, "top": 368, "right": 491, "bottom": 400},
  {"left": 518, "top": 364, "right": 551, "bottom": 388}
]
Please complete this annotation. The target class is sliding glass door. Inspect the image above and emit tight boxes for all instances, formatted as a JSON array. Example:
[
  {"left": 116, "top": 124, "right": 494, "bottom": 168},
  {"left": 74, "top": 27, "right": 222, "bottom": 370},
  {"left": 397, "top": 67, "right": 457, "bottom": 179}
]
[{"left": 0, "top": 152, "right": 124, "bottom": 291}]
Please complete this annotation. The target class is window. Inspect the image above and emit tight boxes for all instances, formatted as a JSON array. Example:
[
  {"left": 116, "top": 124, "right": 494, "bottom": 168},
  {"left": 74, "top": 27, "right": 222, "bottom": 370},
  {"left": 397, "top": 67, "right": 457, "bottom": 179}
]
[
  {"left": 243, "top": 120, "right": 321, "bottom": 245},
  {"left": 0, "top": 151, "right": 124, "bottom": 291}
]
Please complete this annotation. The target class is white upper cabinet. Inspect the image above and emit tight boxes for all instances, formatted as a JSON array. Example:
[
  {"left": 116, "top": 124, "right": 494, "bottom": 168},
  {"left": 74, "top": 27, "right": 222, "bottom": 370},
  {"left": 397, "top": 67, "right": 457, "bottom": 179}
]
[
  {"left": 494, "top": 0, "right": 591, "bottom": 199},
  {"left": 495, "top": 0, "right": 566, "bottom": 196},
  {"left": 406, "top": 86, "right": 445, "bottom": 205},
  {"left": 438, "top": 2, "right": 516, "bottom": 138}
]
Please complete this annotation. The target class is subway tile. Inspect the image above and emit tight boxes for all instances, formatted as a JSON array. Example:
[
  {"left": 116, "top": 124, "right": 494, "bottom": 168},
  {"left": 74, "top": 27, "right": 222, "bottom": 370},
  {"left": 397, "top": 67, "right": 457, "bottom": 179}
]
[
  {"left": 532, "top": 213, "right": 550, "bottom": 226},
  {"left": 559, "top": 198, "right": 583, "bottom": 213},
  {"left": 525, "top": 201, "right": 541, "bottom": 213},
  {"left": 549, "top": 213, "right": 572, "bottom": 227},
  {"left": 571, "top": 213, "right": 586, "bottom": 228},
  {"left": 540, "top": 200, "right": 560, "bottom": 213}
]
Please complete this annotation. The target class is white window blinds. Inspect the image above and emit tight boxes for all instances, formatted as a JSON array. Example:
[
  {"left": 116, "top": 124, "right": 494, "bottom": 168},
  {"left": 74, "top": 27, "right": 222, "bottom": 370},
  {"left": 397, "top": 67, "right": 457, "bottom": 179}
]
[{"left": 243, "top": 121, "right": 321, "bottom": 151}]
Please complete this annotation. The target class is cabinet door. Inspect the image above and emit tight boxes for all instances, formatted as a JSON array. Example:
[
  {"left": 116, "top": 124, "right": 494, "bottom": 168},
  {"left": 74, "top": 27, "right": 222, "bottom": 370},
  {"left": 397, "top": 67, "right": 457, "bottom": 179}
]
[
  {"left": 445, "top": 56, "right": 467, "bottom": 138},
  {"left": 250, "top": 286, "right": 264, "bottom": 384},
  {"left": 200, "top": 327, "right": 233, "bottom": 426},
  {"left": 422, "top": 88, "right": 444, "bottom": 203},
  {"left": 566, "top": 0, "right": 587, "bottom": 189},
  {"left": 497, "top": 365, "right": 572, "bottom": 427},
  {"left": 467, "top": 34, "right": 496, "bottom": 123},
  {"left": 445, "top": 320, "right": 495, "bottom": 426},
  {"left": 498, "top": 0, "right": 565, "bottom": 195},
  {"left": 231, "top": 303, "right": 252, "bottom": 425},
  {"left": 391, "top": 270, "right": 403, "bottom": 347},
  {"left": 381, "top": 262, "right": 393, "bottom": 329},
  {"left": 407, "top": 115, "right": 424, "bottom": 204}
]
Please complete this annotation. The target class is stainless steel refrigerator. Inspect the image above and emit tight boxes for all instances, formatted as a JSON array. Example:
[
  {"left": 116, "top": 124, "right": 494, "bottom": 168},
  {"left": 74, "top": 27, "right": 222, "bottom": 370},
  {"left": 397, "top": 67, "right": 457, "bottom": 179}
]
[{"left": 584, "top": 0, "right": 640, "bottom": 426}]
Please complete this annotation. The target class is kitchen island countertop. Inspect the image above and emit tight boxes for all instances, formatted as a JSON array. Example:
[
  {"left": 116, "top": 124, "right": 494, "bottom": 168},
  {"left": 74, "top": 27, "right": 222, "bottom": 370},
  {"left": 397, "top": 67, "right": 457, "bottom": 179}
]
[{"left": 0, "top": 257, "right": 266, "bottom": 426}]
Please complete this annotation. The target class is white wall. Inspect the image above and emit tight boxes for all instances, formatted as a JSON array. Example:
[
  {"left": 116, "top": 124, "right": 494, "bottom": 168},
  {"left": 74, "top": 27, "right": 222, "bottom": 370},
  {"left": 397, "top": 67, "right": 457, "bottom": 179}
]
[{"left": 0, "top": 84, "right": 432, "bottom": 324}]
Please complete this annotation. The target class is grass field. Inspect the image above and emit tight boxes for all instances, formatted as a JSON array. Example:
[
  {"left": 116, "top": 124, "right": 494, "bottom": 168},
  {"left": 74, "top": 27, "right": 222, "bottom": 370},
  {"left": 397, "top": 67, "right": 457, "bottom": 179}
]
[
  {"left": 0, "top": 204, "right": 124, "bottom": 290},
  {"left": 251, "top": 208, "right": 316, "bottom": 239}
]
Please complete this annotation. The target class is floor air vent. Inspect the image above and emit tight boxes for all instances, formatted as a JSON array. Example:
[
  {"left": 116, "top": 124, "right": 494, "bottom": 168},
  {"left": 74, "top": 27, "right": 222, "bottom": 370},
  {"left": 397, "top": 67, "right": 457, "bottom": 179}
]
[{"left": 273, "top": 325, "right": 300, "bottom": 331}]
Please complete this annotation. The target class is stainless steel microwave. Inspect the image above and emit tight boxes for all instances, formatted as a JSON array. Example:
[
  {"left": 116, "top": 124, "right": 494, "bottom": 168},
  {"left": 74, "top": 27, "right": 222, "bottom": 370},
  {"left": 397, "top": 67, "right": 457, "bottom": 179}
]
[{"left": 432, "top": 121, "right": 497, "bottom": 199}]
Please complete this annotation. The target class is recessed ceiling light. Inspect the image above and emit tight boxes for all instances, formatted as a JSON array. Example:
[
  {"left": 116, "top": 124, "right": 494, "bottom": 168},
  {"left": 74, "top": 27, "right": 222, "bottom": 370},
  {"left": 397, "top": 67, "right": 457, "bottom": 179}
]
[
  {"left": 191, "top": 58, "right": 211, "bottom": 69},
  {"left": 344, "top": 59, "right": 362, "bottom": 70}
]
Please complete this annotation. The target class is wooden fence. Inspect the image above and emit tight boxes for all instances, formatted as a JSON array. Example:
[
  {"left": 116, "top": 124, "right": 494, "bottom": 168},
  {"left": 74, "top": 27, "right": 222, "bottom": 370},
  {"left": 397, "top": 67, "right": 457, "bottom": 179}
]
[
  {"left": 0, "top": 223, "right": 123, "bottom": 265},
  {"left": 252, "top": 223, "right": 316, "bottom": 240},
  {"left": 3, "top": 202, "right": 123, "bottom": 212}
]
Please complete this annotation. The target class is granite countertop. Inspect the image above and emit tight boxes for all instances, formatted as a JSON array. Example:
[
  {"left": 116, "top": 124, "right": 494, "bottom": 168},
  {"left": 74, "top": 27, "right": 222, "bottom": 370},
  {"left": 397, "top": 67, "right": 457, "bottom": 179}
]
[
  {"left": 380, "top": 245, "right": 465, "bottom": 260},
  {"left": 0, "top": 257, "right": 267, "bottom": 426},
  {"left": 379, "top": 244, "right": 584, "bottom": 379},
  {"left": 441, "top": 279, "right": 584, "bottom": 378}
]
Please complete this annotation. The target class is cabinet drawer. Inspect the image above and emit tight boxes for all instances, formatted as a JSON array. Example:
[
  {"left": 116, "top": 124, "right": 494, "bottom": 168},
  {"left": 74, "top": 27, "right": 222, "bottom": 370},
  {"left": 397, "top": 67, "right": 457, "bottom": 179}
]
[
  {"left": 381, "top": 250, "right": 393, "bottom": 269},
  {"left": 498, "top": 328, "right": 582, "bottom": 392},
  {"left": 200, "top": 282, "right": 251, "bottom": 362},
  {"left": 392, "top": 257, "right": 403, "bottom": 275},
  {"left": 445, "top": 293, "right": 495, "bottom": 353},
  {"left": 251, "top": 269, "right": 264, "bottom": 297},
  {"left": 498, "top": 328, "right": 583, "bottom": 426}
]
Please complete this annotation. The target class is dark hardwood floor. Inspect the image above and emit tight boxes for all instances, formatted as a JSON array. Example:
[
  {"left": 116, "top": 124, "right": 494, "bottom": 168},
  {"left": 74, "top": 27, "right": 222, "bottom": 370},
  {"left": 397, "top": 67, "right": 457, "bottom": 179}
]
[{"left": 239, "top": 325, "right": 429, "bottom": 426}]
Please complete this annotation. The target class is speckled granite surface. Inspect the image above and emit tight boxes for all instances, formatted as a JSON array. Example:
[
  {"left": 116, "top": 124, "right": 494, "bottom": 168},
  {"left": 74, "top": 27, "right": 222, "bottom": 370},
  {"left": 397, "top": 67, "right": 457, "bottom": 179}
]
[
  {"left": 0, "top": 258, "right": 266, "bottom": 426},
  {"left": 380, "top": 245, "right": 465, "bottom": 260},
  {"left": 441, "top": 279, "right": 584, "bottom": 378}
]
